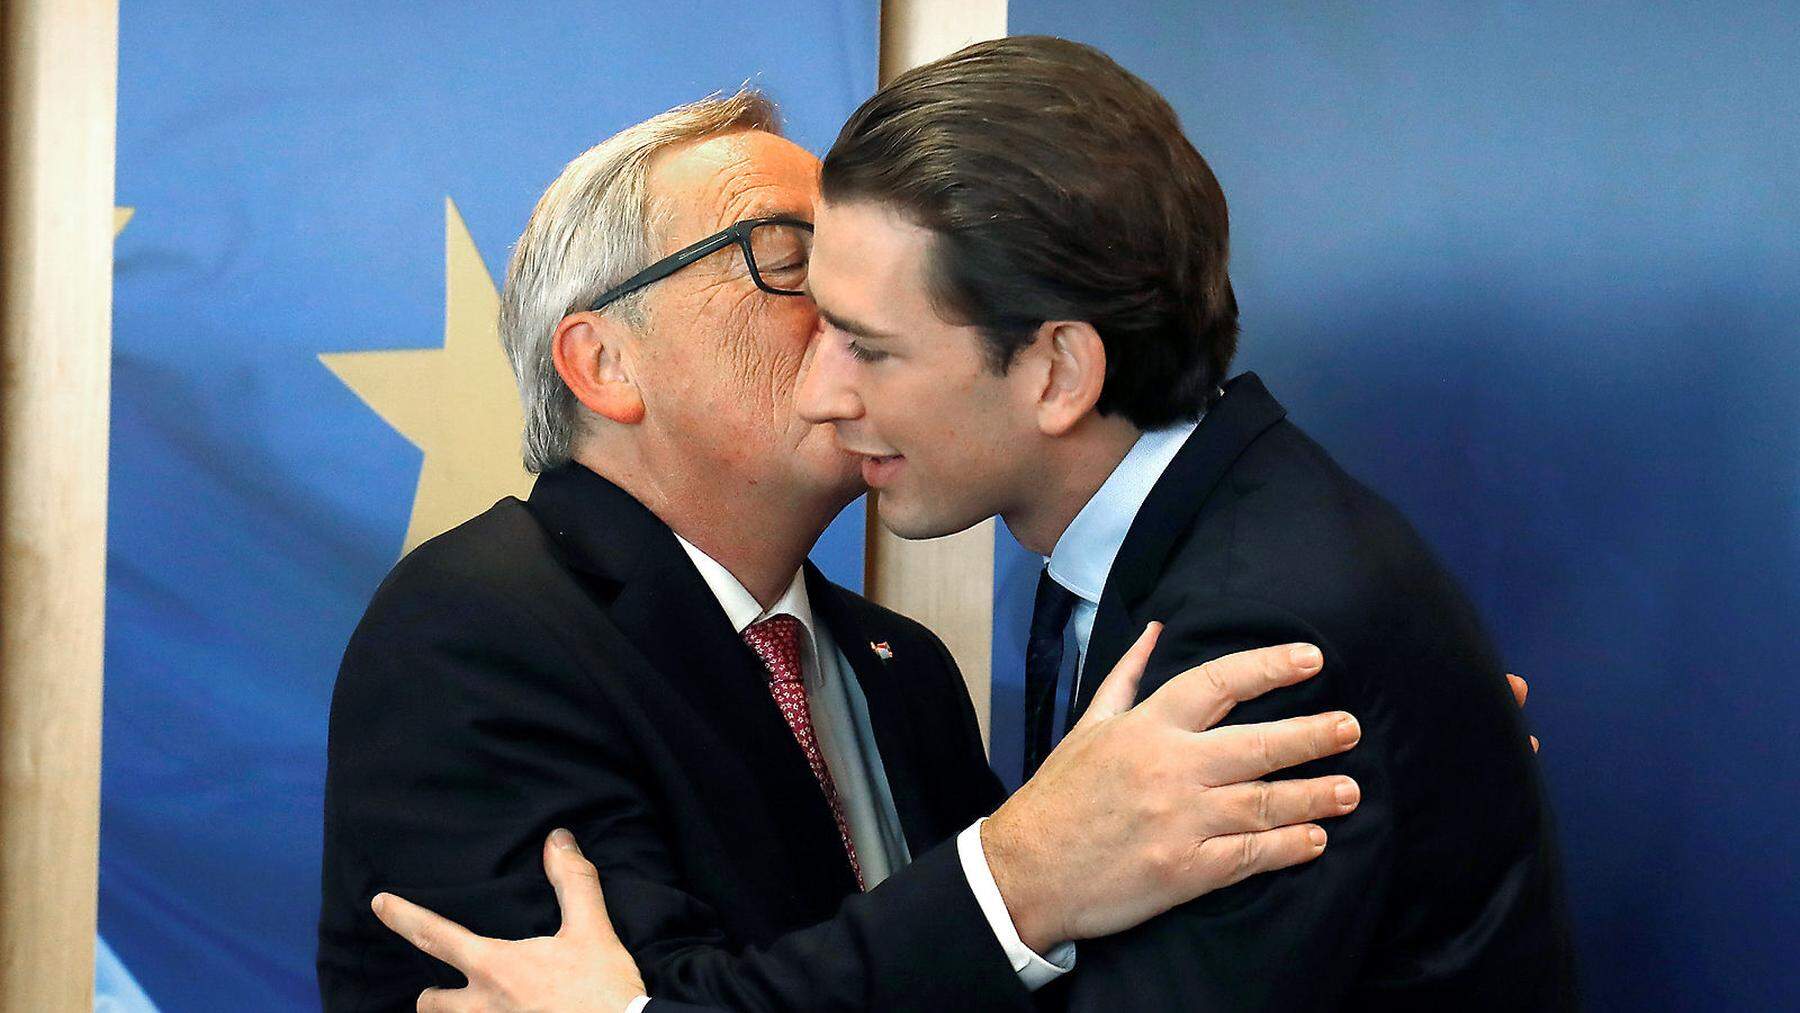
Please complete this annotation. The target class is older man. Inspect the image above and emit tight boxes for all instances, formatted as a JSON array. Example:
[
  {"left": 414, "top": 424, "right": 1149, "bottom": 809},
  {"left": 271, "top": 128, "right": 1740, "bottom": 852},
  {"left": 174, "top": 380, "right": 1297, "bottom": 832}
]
[{"left": 318, "top": 93, "right": 1365, "bottom": 1011}]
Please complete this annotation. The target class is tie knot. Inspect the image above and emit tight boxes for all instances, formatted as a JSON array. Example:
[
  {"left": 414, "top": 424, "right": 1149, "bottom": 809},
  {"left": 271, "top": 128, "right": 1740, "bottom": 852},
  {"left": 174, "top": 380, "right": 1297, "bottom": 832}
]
[{"left": 743, "top": 613, "right": 806, "bottom": 686}]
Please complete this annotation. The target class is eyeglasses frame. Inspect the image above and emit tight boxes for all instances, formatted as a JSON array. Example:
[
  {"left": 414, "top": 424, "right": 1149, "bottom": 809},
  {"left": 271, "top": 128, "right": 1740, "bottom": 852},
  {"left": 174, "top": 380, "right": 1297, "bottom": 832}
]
[{"left": 586, "top": 215, "right": 814, "bottom": 313}]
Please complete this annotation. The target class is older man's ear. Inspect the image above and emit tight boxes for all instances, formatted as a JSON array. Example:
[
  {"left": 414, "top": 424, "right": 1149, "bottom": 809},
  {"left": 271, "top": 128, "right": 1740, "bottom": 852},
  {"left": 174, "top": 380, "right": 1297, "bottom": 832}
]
[{"left": 554, "top": 311, "right": 646, "bottom": 425}]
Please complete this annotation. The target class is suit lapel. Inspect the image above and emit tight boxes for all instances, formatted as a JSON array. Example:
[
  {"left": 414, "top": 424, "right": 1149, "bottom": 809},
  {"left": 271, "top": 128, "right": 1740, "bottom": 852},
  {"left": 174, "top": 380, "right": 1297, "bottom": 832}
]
[
  {"left": 1076, "top": 373, "right": 1289, "bottom": 717},
  {"left": 806, "top": 566, "right": 939, "bottom": 856},
  {"left": 525, "top": 465, "right": 858, "bottom": 896}
]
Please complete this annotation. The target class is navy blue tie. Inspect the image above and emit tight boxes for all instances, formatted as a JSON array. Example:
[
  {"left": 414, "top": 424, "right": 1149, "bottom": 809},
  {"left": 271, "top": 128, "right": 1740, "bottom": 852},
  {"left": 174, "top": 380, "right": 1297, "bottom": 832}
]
[{"left": 1022, "top": 567, "right": 1078, "bottom": 781}]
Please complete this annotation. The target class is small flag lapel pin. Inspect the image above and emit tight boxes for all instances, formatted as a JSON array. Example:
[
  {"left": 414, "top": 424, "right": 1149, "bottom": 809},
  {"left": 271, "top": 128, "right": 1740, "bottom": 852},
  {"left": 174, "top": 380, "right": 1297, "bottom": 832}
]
[{"left": 870, "top": 641, "right": 893, "bottom": 661}]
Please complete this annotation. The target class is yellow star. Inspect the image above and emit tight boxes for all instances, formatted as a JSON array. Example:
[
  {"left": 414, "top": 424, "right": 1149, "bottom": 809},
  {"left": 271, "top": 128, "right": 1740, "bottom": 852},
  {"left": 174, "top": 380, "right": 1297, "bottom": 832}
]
[
  {"left": 320, "top": 197, "right": 534, "bottom": 555},
  {"left": 115, "top": 207, "right": 133, "bottom": 236}
]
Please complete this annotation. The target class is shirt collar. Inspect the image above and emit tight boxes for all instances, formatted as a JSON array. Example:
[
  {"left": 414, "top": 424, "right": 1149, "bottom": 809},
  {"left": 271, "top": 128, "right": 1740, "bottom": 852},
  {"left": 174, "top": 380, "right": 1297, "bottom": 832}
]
[
  {"left": 672, "top": 533, "right": 816, "bottom": 638},
  {"left": 1045, "top": 417, "right": 1201, "bottom": 605}
]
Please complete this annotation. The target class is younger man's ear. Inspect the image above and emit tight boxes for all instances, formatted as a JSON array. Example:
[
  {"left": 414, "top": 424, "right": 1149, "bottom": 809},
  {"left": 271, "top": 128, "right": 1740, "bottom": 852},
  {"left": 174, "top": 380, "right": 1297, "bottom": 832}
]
[
  {"left": 552, "top": 311, "right": 644, "bottom": 425},
  {"left": 1034, "top": 320, "right": 1107, "bottom": 437}
]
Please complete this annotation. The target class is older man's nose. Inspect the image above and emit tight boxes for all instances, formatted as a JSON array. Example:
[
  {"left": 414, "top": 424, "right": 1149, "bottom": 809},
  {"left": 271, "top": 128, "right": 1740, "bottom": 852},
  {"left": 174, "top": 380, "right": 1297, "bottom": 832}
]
[{"left": 795, "top": 327, "right": 861, "bottom": 424}]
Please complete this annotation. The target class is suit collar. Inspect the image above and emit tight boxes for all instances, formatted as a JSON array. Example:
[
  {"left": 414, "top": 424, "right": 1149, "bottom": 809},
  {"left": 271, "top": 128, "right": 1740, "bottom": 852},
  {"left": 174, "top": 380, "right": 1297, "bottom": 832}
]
[
  {"left": 522, "top": 461, "right": 673, "bottom": 586},
  {"left": 528, "top": 465, "right": 946, "bottom": 878},
  {"left": 526, "top": 464, "right": 862, "bottom": 895},
  {"left": 804, "top": 566, "right": 940, "bottom": 856},
  {"left": 1046, "top": 417, "right": 1200, "bottom": 607},
  {"left": 673, "top": 532, "right": 822, "bottom": 653},
  {"left": 525, "top": 466, "right": 799, "bottom": 760},
  {"left": 1078, "top": 373, "right": 1288, "bottom": 712}
]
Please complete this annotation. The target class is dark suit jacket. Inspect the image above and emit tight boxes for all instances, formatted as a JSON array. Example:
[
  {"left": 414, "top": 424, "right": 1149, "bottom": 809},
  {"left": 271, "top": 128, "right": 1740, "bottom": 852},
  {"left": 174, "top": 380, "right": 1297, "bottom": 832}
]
[
  {"left": 317, "top": 463, "right": 1026, "bottom": 1012},
  {"left": 1053, "top": 374, "right": 1578, "bottom": 1011}
]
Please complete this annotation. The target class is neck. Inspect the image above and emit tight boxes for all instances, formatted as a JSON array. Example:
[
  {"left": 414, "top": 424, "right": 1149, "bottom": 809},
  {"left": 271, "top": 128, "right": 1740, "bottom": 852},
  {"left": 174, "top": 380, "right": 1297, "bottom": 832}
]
[
  {"left": 572, "top": 443, "right": 845, "bottom": 608},
  {"left": 1002, "top": 414, "right": 1143, "bottom": 556}
]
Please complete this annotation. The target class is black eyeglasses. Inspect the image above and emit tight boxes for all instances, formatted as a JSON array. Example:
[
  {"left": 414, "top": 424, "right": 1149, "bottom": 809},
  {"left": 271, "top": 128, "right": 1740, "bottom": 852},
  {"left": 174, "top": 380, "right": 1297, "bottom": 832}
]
[{"left": 588, "top": 216, "right": 814, "bottom": 312}]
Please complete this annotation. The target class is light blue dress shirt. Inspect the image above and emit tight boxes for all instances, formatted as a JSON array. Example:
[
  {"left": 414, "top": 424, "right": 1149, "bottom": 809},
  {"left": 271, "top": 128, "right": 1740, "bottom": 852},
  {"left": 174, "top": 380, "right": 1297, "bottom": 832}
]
[{"left": 1044, "top": 418, "right": 1202, "bottom": 699}]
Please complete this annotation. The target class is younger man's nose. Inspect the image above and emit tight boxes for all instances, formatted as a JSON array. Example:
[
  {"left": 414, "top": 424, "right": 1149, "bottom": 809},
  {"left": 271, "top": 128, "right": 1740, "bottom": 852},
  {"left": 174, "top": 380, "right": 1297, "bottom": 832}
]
[{"left": 794, "top": 324, "right": 862, "bottom": 425}]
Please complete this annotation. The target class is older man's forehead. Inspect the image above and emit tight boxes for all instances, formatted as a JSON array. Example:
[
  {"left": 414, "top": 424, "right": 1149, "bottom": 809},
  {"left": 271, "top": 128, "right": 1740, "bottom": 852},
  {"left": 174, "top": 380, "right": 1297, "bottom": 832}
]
[
  {"left": 717, "top": 175, "right": 815, "bottom": 227},
  {"left": 654, "top": 130, "right": 819, "bottom": 233}
]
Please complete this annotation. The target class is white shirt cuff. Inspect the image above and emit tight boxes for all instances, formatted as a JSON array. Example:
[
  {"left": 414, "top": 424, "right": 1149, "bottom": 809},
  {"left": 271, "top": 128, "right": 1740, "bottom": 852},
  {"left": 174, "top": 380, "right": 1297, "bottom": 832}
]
[
  {"left": 956, "top": 818, "right": 1076, "bottom": 989},
  {"left": 624, "top": 996, "right": 651, "bottom": 1013}
]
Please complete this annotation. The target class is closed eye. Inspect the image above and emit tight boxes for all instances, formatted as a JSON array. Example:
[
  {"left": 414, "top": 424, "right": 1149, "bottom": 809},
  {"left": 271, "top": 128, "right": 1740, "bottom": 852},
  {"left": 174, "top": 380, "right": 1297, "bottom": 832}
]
[{"left": 846, "top": 338, "right": 888, "bottom": 364}]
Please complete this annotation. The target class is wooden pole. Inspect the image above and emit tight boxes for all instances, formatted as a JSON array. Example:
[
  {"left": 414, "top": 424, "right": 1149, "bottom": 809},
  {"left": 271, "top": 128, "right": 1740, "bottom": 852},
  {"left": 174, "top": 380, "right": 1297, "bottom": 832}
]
[
  {"left": 867, "top": 0, "right": 1007, "bottom": 747},
  {"left": 0, "top": 0, "right": 119, "bottom": 1008}
]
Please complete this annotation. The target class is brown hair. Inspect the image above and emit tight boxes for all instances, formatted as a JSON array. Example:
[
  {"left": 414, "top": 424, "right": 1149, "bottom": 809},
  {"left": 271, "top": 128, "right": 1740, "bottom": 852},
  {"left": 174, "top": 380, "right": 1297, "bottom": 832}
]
[{"left": 822, "top": 35, "right": 1237, "bottom": 428}]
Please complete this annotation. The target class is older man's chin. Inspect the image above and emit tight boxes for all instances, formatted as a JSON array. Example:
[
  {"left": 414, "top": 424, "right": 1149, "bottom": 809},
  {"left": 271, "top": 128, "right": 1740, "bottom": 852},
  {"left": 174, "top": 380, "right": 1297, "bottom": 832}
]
[{"left": 794, "top": 434, "right": 869, "bottom": 507}]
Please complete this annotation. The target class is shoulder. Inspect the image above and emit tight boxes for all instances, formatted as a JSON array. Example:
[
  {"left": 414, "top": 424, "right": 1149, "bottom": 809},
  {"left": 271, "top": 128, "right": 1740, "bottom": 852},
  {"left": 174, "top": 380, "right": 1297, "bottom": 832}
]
[
  {"left": 352, "top": 497, "right": 581, "bottom": 636},
  {"left": 337, "top": 497, "right": 604, "bottom": 699},
  {"left": 378, "top": 497, "right": 561, "bottom": 597},
  {"left": 1148, "top": 419, "right": 1495, "bottom": 677},
  {"left": 1194, "top": 419, "right": 1455, "bottom": 605},
  {"left": 330, "top": 499, "right": 635, "bottom": 756},
  {"left": 1232, "top": 420, "right": 1420, "bottom": 544}
]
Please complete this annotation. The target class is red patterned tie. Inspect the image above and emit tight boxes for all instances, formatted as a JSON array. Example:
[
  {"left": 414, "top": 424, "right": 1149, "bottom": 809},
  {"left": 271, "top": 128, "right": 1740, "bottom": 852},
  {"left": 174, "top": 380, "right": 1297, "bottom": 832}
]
[{"left": 742, "top": 614, "right": 863, "bottom": 887}]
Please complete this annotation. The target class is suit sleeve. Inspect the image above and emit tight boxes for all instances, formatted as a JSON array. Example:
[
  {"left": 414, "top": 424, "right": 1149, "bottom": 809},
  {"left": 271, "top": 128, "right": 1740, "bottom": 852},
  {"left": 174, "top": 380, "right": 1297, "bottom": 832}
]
[
  {"left": 318, "top": 566, "right": 1032, "bottom": 1013},
  {"left": 1063, "top": 593, "right": 1396, "bottom": 1012}
]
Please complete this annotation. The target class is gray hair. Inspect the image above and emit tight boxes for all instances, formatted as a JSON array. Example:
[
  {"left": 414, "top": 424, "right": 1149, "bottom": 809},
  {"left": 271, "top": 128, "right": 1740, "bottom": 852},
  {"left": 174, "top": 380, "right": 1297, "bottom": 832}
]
[{"left": 500, "top": 90, "right": 781, "bottom": 473}]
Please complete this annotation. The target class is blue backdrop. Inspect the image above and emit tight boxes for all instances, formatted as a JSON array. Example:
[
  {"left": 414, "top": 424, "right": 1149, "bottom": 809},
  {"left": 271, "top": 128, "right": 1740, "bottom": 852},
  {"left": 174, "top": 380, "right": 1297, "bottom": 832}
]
[
  {"left": 107, "top": 4, "right": 876, "bottom": 1008},
  {"left": 992, "top": 4, "right": 1800, "bottom": 1010}
]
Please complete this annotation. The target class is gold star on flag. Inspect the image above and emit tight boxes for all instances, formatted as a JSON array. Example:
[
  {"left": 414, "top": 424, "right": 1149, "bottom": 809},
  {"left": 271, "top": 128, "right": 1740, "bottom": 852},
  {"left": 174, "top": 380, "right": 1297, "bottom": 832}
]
[
  {"left": 115, "top": 207, "right": 133, "bottom": 236},
  {"left": 320, "top": 197, "right": 534, "bottom": 555}
]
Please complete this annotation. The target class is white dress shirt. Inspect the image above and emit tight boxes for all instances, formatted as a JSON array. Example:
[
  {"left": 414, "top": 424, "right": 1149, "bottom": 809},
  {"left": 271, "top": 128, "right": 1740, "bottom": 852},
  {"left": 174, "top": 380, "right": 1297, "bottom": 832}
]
[
  {"left": 1045, "top": 418, "right": 1202, "bottom": 690},
  {"left": 621, "top": 537, "right": 1071, "bottom": 1011},
  {"left": 674, "top": 535, "right": 912, "bottom": 885}
]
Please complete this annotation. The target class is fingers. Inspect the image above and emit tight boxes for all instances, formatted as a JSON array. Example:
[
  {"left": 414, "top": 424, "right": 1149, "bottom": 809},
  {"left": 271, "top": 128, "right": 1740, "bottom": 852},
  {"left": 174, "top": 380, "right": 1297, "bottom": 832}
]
[
  {"left": 1195, "top": 711, "right": 1361, "bottom": 784},
  {"left": 1074, "top": 622, "right": 1163, "bottom": 728},
  {"left": 371, "top": 892, "right": 485, "bottom": 974},
  {"left": 1505, "top": 675, "right": 1539, "bottom": 750},
  {"left": 1507, "top": 673, "right": 1528, "bottom": 708},
  {"left": 1193, "top": 823, "right": 1330, "bottom": 893},
  {"left": 542, "top": 829, "right": 615, "bottom": 942},
  {"left": 1143, "top": 643, "right": 1325, "bottom": 731},
  {"left": 1205, "top": 774, "right": 1360, "bottom": 834}
]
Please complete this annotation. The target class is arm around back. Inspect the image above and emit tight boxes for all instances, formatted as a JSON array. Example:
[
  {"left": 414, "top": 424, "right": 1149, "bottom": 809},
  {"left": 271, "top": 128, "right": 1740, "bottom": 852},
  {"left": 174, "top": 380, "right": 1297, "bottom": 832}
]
[{"left": 318, "top": 549, "right": 1032, "bottom": 1012}]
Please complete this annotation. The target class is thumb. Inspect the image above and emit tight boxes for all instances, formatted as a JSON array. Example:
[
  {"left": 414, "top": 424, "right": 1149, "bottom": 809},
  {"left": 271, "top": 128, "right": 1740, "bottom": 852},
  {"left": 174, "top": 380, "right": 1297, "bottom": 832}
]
[
  {"left": 543, "top": 829, "right": 616, "bottom": 943},
  {"left": 1072, "top": 621, "right": 1162, "bottom": 729}
]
